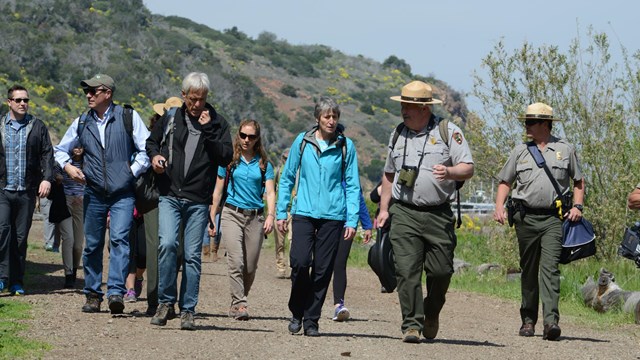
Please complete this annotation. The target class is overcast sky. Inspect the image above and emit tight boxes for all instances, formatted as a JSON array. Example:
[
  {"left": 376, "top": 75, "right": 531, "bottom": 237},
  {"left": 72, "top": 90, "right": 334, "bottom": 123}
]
[{"left": 144, "top": 0, "right": 638, "bottom": 112}]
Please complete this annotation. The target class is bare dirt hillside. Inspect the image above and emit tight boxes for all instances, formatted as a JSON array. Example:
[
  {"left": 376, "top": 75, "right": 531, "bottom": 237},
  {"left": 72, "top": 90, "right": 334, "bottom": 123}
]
[{"left": 9, "top": 220, "right": 640, "bottom": 359}]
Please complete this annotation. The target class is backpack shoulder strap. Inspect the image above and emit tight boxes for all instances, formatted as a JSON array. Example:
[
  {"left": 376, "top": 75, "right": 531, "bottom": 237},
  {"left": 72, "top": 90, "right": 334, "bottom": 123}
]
[
  {"left": 221, "top": 163, "right": 236, "bottom": 205},
  {"left": 438, "top": 118, "right": 449, "bottom": 147},
  {"left": 122, "top": 104, "right": 134, "bottom": 138},
  {"left": 390, "top": 123, "right": 406, "bottom": 150},
  {"left": 342, "top": 137, "right": 347, "bottom": 179},
  {"left": 77, "top": 112, "right": 89, "bottom": 138},
  {"left": 162, "top": 107, "right": 178, "bottom": 165},
  {"left": 260, "top": 163, "right": 267, "bottom": 194}
]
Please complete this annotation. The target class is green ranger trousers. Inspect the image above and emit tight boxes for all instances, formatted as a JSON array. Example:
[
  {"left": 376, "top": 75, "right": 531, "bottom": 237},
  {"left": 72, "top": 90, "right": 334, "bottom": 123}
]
[
  {"left": 144, "top": 208, "right": 160, "bottom": 308},
  {"left": 389, "top": 202, "right": 456, "bottom": 334},
  {"left": 514, "top": 213, "right": 562, "bottom": 326}
]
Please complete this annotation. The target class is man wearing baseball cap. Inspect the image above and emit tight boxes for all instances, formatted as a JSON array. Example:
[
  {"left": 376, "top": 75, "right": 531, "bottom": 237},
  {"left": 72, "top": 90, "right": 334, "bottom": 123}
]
[
  {"left": 377, "top": 80, "right": 474, "bottom": 343},
  {"left": 54, "top": 73, "right": 150, "bottom": 315}
]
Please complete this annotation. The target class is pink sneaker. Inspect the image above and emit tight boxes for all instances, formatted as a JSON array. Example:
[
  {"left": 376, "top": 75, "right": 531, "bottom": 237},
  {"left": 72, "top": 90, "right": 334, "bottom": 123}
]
[{"left": 124, "top": 288, "right": 137, "bottom": 303}]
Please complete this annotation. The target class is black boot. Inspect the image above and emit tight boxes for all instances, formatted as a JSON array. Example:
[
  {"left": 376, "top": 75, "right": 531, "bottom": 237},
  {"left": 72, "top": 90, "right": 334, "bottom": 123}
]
[{"left": 64, "top": 274, "right": 75, "bottom": 289}]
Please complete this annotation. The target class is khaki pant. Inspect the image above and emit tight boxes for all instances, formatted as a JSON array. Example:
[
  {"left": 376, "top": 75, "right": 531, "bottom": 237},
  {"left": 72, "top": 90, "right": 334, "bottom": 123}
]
[
  {"left": 62, "top": 195, "right": 84, "bottom": 275},
  {"left": 274, "top": 213, "right": 292, "bottom": 272},
  {"left": 221, "top": 208, "right": 265, "bottom": 307}
]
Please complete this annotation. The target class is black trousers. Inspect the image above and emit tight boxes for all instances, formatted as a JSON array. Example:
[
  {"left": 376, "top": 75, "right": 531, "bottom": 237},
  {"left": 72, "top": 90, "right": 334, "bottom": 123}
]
[
  {"left": 0, "top": 189, "right": 36, "bottom": 287},
  {"left": 332, "top": 233, "right": 351, "bottom": 305},
  {"left": 288, "top": 215, "right": 344, "bottom": 331},
  {"left": 128, "top": 216, "right": 147, "bottom": 272}
]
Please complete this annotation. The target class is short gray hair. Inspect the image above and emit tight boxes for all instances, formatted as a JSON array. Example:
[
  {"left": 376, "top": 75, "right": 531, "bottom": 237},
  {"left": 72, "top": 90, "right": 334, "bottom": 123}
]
[
  {"left": 182, "top": 72, "right": 210, "bottom": 94},
  {"left": 314, "top": 96, "right": 340, "bottom": 120}
]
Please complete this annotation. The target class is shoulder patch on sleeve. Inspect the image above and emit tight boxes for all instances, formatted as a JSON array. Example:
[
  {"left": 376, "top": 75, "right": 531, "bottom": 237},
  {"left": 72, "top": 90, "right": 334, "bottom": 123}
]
[{"left": 453, "top": 131, "right": 463, "bottom": 145}]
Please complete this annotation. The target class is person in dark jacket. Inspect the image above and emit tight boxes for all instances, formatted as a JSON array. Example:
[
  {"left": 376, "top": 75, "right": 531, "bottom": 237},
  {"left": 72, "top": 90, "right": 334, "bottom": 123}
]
[
  {"left": 55, "top": 74, "right": 150, "bottom": 314},
  {"left": 147, "top": 72, "right": 233, "bottom": 330},
  {"left": 0, "top": 84, "right": 54, "bottom": 295}
]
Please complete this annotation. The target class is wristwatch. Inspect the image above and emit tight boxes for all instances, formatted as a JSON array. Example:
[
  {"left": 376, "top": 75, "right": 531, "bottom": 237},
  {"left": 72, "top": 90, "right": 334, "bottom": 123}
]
[{"left": 573, "top": 204, "right": 584, "bottom": 212}]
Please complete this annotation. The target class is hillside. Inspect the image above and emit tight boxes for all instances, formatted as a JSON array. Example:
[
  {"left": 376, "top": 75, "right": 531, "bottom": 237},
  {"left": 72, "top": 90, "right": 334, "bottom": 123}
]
[{"left": 0, "top": 0, "right": 468, "bottom": 187}]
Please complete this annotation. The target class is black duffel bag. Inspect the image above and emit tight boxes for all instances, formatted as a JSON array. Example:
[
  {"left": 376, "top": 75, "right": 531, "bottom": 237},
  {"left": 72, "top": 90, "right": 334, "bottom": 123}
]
[
  {"left": 559, "top": 217, "right": 596, "bottom": 264},
  {"left": 368, "top": 226, "right": 397, "bottom": 292},
  {"left": 134, "top": 169, "right": 159, "bottom": 215}
]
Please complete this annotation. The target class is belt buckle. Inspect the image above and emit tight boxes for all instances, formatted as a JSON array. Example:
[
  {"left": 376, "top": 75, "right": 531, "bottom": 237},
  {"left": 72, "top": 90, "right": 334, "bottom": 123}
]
[{"left": 242, "top": 209, "right": 251, "bottom": 216}]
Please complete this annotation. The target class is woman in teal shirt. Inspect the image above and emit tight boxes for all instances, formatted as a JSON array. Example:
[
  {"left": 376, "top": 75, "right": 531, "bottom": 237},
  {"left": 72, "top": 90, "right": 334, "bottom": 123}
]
[{"left": 210, "top": 119, "right": 275, "bottom": 321}]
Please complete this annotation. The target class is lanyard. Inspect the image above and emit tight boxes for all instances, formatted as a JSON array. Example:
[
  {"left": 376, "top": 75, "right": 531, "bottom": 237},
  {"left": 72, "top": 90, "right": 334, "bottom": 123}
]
[{"left": 401, "top": 118, "right": 434, "bottom": 168}]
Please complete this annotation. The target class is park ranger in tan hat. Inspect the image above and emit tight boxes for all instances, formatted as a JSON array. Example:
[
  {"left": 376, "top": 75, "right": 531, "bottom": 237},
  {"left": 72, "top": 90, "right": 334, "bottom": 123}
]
[
  {"left": 493, "top": 101, "right": 584, "bottom": 341},
  {"left": 378, "top": 80, "right": 474, "bottom": 343}
]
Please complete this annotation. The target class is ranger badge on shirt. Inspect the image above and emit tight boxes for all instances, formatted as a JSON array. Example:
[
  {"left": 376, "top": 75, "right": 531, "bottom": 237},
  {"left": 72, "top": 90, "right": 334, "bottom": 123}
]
[{"left": 453, "top": 131, "right": 463, "bottom": 145}]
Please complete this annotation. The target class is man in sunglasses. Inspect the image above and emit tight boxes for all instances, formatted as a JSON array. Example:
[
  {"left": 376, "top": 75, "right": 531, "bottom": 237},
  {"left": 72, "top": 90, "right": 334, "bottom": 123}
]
[
  {"left": 54, "top": 74, "right": 150, "bottom": 315},
  {"left": 0, "top": 85, "right": 54, "bottom": 295},
  {"left": 493, "top": 102, "right": 584, "bottom": 341},
  {"left": 146, "top": 72, "right": 232, "bottom": 330}
]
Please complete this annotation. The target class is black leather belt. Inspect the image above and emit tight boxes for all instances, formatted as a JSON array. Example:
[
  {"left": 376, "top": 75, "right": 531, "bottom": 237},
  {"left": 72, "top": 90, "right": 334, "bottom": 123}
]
[
  {"left": 398, "top": 201, "right": 449, "bottom": 212},
  {"left": 224, "top": 203, "right": 264, "bottom": 216},
  {"left": 522, "top": 206, "right": 557, "bottom": 216}
]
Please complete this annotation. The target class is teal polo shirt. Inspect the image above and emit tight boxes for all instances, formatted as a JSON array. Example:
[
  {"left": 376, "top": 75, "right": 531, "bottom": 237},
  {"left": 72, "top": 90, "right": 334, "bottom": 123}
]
[{"left": 218, "top": 155, "right": 274, "bottom": 210}]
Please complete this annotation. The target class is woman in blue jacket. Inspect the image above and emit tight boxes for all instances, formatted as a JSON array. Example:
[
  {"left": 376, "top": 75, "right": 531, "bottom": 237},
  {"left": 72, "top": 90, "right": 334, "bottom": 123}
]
[{"left": 276, "top": 96, "right": 360, "bottom": 337}]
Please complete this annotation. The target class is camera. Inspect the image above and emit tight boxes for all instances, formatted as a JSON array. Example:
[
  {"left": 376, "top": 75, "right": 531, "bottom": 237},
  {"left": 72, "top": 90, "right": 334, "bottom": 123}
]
[{"left": 397, "top": 165, "right": 418, "bottom": 188}]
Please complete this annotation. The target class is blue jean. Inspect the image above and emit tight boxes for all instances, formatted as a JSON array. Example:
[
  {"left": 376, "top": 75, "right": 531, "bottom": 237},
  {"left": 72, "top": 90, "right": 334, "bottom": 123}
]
[
  {"left": 157, "top": 196, "right": 208, "bottom": 313},
  {"left": 202, "top": 210, "right": 221, "bottom": 247},
  {"left": 82, "top": 187, "right": 134, "bottom": 299}
]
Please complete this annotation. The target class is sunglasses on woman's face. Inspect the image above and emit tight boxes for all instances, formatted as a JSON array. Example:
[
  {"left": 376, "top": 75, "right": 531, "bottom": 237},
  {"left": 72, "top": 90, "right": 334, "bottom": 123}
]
[{"left": 239, "top": 132, "right": 258, "bottom": 141}]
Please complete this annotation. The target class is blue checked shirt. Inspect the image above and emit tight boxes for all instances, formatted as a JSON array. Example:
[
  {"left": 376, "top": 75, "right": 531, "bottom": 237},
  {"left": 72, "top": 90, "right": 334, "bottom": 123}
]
[{"left": 4, "top": 114, "right": 29, "bottom": 191}]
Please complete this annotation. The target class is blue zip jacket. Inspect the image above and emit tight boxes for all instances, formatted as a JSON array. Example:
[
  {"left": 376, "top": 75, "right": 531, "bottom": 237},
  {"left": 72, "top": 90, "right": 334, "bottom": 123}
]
[{"left": 277, "top": 127, "right": 360, "bottom": 228}]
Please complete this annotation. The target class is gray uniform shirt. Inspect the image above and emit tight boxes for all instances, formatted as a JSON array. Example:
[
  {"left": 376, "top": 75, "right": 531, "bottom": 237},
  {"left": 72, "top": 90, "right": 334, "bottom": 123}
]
[
  {"left": 383, "top": 119, "right": 474, "bottom": 206},
  {"left": 497, "top": 136, "right": 583, "bottom": 208}
]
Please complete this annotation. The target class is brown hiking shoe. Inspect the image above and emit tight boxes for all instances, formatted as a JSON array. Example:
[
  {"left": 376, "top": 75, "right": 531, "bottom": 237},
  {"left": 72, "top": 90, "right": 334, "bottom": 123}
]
[
  {"left": 402, "top": 329, "right": 420, "bottom": 343},
  {"left": 202, "top": 244, "right": 210, "bottom": 257},
  {"left": 81, "top": 293, "right": 101, "bottom": 313},
  {"left": 151, "top": 303, "right": 176, "bottom": 326},
  {"left": 423, "top": 316, "right": 439, "bottom": 339},
  {"left": 211, "top": 243, "right": 219, "bottom": 262},
  {"left": 229, "top": 304, "right": 249, "bottom": 320},
  {"left": 519, "top": 323, "right": 535, "bottom": 337},
  {"left": 180, "top": 312, "right": 196, "bottom": 330}
]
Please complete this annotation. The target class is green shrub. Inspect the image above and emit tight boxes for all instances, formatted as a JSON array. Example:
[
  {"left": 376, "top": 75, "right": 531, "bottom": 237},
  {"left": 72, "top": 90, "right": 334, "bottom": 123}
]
[{"left": 281, "top": 84, "right": 297, "bottom": 98}]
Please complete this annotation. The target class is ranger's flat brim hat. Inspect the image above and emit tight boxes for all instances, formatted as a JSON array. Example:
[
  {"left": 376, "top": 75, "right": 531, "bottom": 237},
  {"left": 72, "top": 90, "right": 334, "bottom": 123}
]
[
  {"left": 153, "top": 96, "right": 183, "bottom": 116},
  {"left": 80, "top": 74, "right": 115, "bottom": 91},
  {"left": 390, "top": 80, "right": 443, "bottom": 105},
  {"left": 517, "top": 102, "right": 562, "bottom": 121}
]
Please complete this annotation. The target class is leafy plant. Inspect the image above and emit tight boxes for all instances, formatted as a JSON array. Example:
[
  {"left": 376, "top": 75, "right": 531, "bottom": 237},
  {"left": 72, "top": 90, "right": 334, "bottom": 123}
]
[{"left": 472, "top": 28, "right": 640, "bottom": 260}]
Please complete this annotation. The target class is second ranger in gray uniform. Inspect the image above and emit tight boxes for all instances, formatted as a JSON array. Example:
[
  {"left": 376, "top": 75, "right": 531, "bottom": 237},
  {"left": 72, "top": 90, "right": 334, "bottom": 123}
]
[{"left": 493, "top": 102, "right": 584, "bottom": 341}]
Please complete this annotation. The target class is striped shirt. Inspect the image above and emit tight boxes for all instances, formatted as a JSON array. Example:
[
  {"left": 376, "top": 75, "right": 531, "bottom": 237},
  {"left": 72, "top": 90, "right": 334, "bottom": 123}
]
[{"left": 59, "top": 159, "right": 85, "bottom": 196}]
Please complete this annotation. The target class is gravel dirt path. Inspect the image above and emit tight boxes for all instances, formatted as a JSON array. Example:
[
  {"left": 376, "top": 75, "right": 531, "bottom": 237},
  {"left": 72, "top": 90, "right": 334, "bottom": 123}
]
[{"left": 9, "top": 220, "right": 640, "bottom": 359}]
